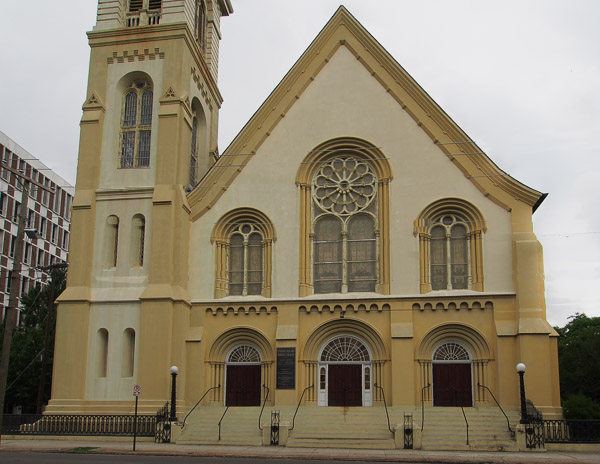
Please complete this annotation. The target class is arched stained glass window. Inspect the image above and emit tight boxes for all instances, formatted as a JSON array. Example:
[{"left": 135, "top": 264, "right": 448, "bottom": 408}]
[
  {"left": 433, "top": 342, "right": 470, "bottom": 361},
  {"left": 321, "top": 336, "right": 370, "bottom": 362},
  {"left": 314, "top": 216, "right": 342, "bottom": 293},
  {"left": 430, "top": 215, "right": 469, "bottom": 290},
  {"left": 227, "top": 223, "right": 264, "bottom": 296},
  {"left": 312, "top": 155, "right": 378, "bottom": 294},
  {"left": 120, "top": 81, "right": 153, "bottom": 168},
  {"left": 228, "top": 345, "right": 261, "bottom": 363},
  {"left": 348, "top": 215, "right": 376, "bottom": 292}
]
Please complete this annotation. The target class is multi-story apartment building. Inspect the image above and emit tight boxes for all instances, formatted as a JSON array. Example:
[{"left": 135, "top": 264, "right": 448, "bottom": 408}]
[{"left": 0, "top": 131, "right": 74, "bottom": 320}]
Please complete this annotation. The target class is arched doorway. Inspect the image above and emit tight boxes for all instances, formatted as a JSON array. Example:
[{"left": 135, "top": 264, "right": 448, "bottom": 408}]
[
  {"left": 225, "top": 345, "right": 262, "bottom": 406},
  {"left": 318, "top": 335, "right": 372, "bottom": 407},
  {"left": 432, "top": 342, "right": 473, "bottom": 407}
]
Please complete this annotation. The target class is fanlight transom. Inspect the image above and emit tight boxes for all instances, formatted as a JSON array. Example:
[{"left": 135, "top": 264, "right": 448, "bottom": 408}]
[
  {"left": 320, "top": 336, "right": 370, "bottom": 362},
  {"left": 227, "top": 345, "right": 261, "bottom": 363},
  {"left": 433, "top": 342, "right": 470, "bottom": 361}
]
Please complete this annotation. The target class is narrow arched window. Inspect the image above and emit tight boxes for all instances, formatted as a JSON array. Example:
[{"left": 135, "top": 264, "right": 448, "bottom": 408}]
[
  {"left": 106, "top": 215, "right": 119, "bottom": 268},
  {"left": 189, "top": 116, "right": 198, "bottom": 187},
  {"left": 227, "top": 224, "right": 264, "bottom": 296},
  {"left": 122, "top": 328, "right": 135, "bottom": 377},
  {"left": 195, "top": 0, "right": 208, "bottom": 52},
  {"left": 348, "top": 215, "right": 376, "bottom": 292},
  {"left": 130, "top": 214, "right": 145, "bottom": 268},
  {"left": 313, "top": 216, "right": 342, "bottom": 293},
  {"left": 429, "top": 215, "right": 470, "bottom": 290},
  {"left": 120, "top": 81, "right": 153, "bottom": 168},
  {"left": 96, "top": 329, "right": 109, "bottom": 378}
]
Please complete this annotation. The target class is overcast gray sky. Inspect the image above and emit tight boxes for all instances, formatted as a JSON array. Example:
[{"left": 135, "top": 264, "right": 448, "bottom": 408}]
[{"left": 1, "top": 1, "right": 598, "bottom": 327}]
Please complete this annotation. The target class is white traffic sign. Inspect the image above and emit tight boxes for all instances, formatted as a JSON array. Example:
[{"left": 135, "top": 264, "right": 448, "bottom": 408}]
[{"left": 133, "top": 384, "right": 141, "bottom": 396}]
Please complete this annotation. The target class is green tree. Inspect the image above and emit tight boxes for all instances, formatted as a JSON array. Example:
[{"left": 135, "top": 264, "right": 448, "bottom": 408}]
[
  {"left": 555, "top": 313, "right": 600, "bottom": 419},
  {"left": 0, "top": 269, "right": 66, "bottom": 414}
]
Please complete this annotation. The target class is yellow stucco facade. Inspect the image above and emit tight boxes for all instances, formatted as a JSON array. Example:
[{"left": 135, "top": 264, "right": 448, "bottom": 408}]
[{"left": 49, "top": 2, "right": 561, "bottom": 423}]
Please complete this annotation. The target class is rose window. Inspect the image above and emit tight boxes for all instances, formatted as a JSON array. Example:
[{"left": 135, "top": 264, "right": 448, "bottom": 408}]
[{"left": 312, "top": 157, "right": 377, "bottom": 215}]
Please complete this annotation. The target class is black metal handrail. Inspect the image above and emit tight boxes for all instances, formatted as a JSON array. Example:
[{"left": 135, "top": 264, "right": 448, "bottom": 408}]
[
  {"left": 258, "top": 384, "right": 270, "bottom": 431},
  {"left": 421, "top": 383, "right": 431, "bottom": 431},
  {"left": 373, "top": 383, "right": 393, "bottom": 433},
  {"left": 218, "top": 406, "right": 229, "bottom": 441},
  {"left": 289, "top": 384, "right": 314, "bottom": 431},
  {"left": 477, "top": 382, "right": 513, "bottom": 435},
  {"left": 182, "top": 385, "right": 220, "bottom": 428},
  {"left": 460, "top": 406, "right": 470, "bottom": 445}
]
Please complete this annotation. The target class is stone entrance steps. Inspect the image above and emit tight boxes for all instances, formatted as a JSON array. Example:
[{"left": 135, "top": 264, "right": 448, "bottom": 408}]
[
  {"left": 286, "top": 406, "right": 396, "bottom": 449},
  {"left": 177, "top": 406, "right": 264, "bottom": 445},
  {"left": 177, "top": 404, "right": 519, "bottom": 451},
  {"left": 419, "top": 406, "right": 519, "bottom": 451}
]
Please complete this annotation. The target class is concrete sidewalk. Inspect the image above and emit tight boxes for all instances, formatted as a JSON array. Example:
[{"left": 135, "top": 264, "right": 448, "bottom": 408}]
[{"left": 0, "top": 438, "right": 599, "bottom": 463}]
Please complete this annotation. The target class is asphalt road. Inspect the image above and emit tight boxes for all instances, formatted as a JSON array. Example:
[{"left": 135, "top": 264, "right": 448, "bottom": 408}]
[{"left": 0, "top": 453, "right": 377, "bottom": 464}]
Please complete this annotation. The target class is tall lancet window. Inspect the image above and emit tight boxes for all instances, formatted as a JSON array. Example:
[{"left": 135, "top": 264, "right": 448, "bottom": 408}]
[
  {"left": 189, "top": 116, "right": 199, "bottom": 187},
  {"left": 120, "top": 81, "right": 153, "bottom": 168},
  {"left": 430, "top": 215, "right": 469, "bottom": 290},
  {"left": 228, "top": 223, "right": 264, "bottom": 296},
  {"left": 312, "top": 156, "right": 378, "bottom": 294},
  {"left": 195, "top": 0, "right": 208, "bottom": 52}
]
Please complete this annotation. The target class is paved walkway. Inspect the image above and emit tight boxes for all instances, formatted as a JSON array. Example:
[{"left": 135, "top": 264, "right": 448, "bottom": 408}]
[{"left": 0, "top": 438, "right": 599, "bottom": 463}]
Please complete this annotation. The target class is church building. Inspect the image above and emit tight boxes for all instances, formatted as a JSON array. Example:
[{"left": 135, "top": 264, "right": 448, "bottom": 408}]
[{"left": 48, "top": 0, "right": 561, "bottom": 448}]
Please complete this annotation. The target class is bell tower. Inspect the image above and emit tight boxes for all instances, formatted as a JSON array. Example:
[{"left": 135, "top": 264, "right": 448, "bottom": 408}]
[{"left": 48, "top": 0, "right": 233, "bottom": 414}]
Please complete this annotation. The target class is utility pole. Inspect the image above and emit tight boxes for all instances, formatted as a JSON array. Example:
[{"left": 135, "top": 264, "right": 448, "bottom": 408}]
[
  {"left": 0, "top": 178, "right": 30, "bottom": 438},
  {"left": 36, "top": 263, "right": 68, "bottom": 415}
]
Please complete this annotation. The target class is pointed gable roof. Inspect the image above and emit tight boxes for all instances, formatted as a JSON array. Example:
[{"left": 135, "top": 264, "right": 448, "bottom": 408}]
[{"left": 188, "top": 6, "right": 544, "bottom": 219}]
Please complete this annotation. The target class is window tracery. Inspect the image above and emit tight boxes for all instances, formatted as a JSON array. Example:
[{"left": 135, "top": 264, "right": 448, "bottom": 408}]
[
  {"left": 212, "top": 209, "right": 276, "bottom": 298},
  {"left": 320, "top": 336, "right": 370, "bottom": 362},
  {"left": 433, "top": 342, "right": 471, "bottom": 361},
  {"left": 312, "top": 155, "right": 378, "bottom": 293},
  {"left": 228, "top": 223, "right": 264, "bottom": 296},
  {"left": 228, "top": 345, "right": 261, "bottom": 363},
  {"left": 120, "top": 81, "right": 153, "bottom": 168},
  {"left": 414, "top": 198, "right": 485, "bottom": 293}
]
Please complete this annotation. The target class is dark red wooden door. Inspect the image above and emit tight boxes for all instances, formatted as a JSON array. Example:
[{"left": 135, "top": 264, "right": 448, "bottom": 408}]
[
  {"left": 433, "top": 363, "right": 472, "bottom": 407},
  {"left": 328, "top": 364, "right": 362, "bottom": 406},
  {"left": 226, "top": 365, "right": 261, "bottom": 406}
]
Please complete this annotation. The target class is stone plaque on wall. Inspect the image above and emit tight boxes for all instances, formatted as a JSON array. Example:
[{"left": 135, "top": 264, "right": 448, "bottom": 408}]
[{"left": 276, "top": 347, "right": 296, "bottom": 389}]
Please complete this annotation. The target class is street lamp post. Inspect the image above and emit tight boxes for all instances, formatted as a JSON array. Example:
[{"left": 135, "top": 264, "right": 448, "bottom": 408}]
[
  {"left": 169, "top": 366, "right": 178, "bottom": 422},
  {"left": 516, "top": 363, "right": 528, "bottom": 424}
]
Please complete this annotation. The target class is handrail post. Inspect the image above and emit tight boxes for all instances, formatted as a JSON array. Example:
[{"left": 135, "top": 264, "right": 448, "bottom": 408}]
[
  {"left": 218, "top": 406, "right": 229, "bottom": 441},
  {"left": 461, "top": 406, "right": 469, "bottom": 445},
  {"left": 421, "top": 383, "right": 430, "bottom": 431},
  {"left": 373, "top": 383, "right": 393, "bottom": 433},
  {"left": 258, "top": 384, "right": 270, "bottom": 431},
  {"left": 289, "top": 384, "right": 314, "bottom": 431}
]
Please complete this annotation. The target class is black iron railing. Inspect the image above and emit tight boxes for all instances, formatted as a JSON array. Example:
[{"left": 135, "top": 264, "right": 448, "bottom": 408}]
[
  {"left": 477, "top": 382, "right": 513, "bottom": 436},
  {"left": 218, "top": 406, "right": 229, "bottom": 441},
  {"left": 289, "top": 384, "right": 313, "bottom": 431},
  {"left": 460, "top": 406, "right": 469, "bottom": 445},
  {"left": 182, "top": 385, "right": 220, "bottom": 428},
  {"left": 373, "top": 383, "right": 393, "bottom": 433},
  {"left": 421, "top": 383, "right": 431, "bottom": 431},
  {"left": 258, "top": 384, "right": 270, "bottom": 431},
  {"left": 543, "top": 420, "right": 600, "bottom": 444},
  {"left": 2, "top": 414, "right": 156, "bottom": 436}
]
